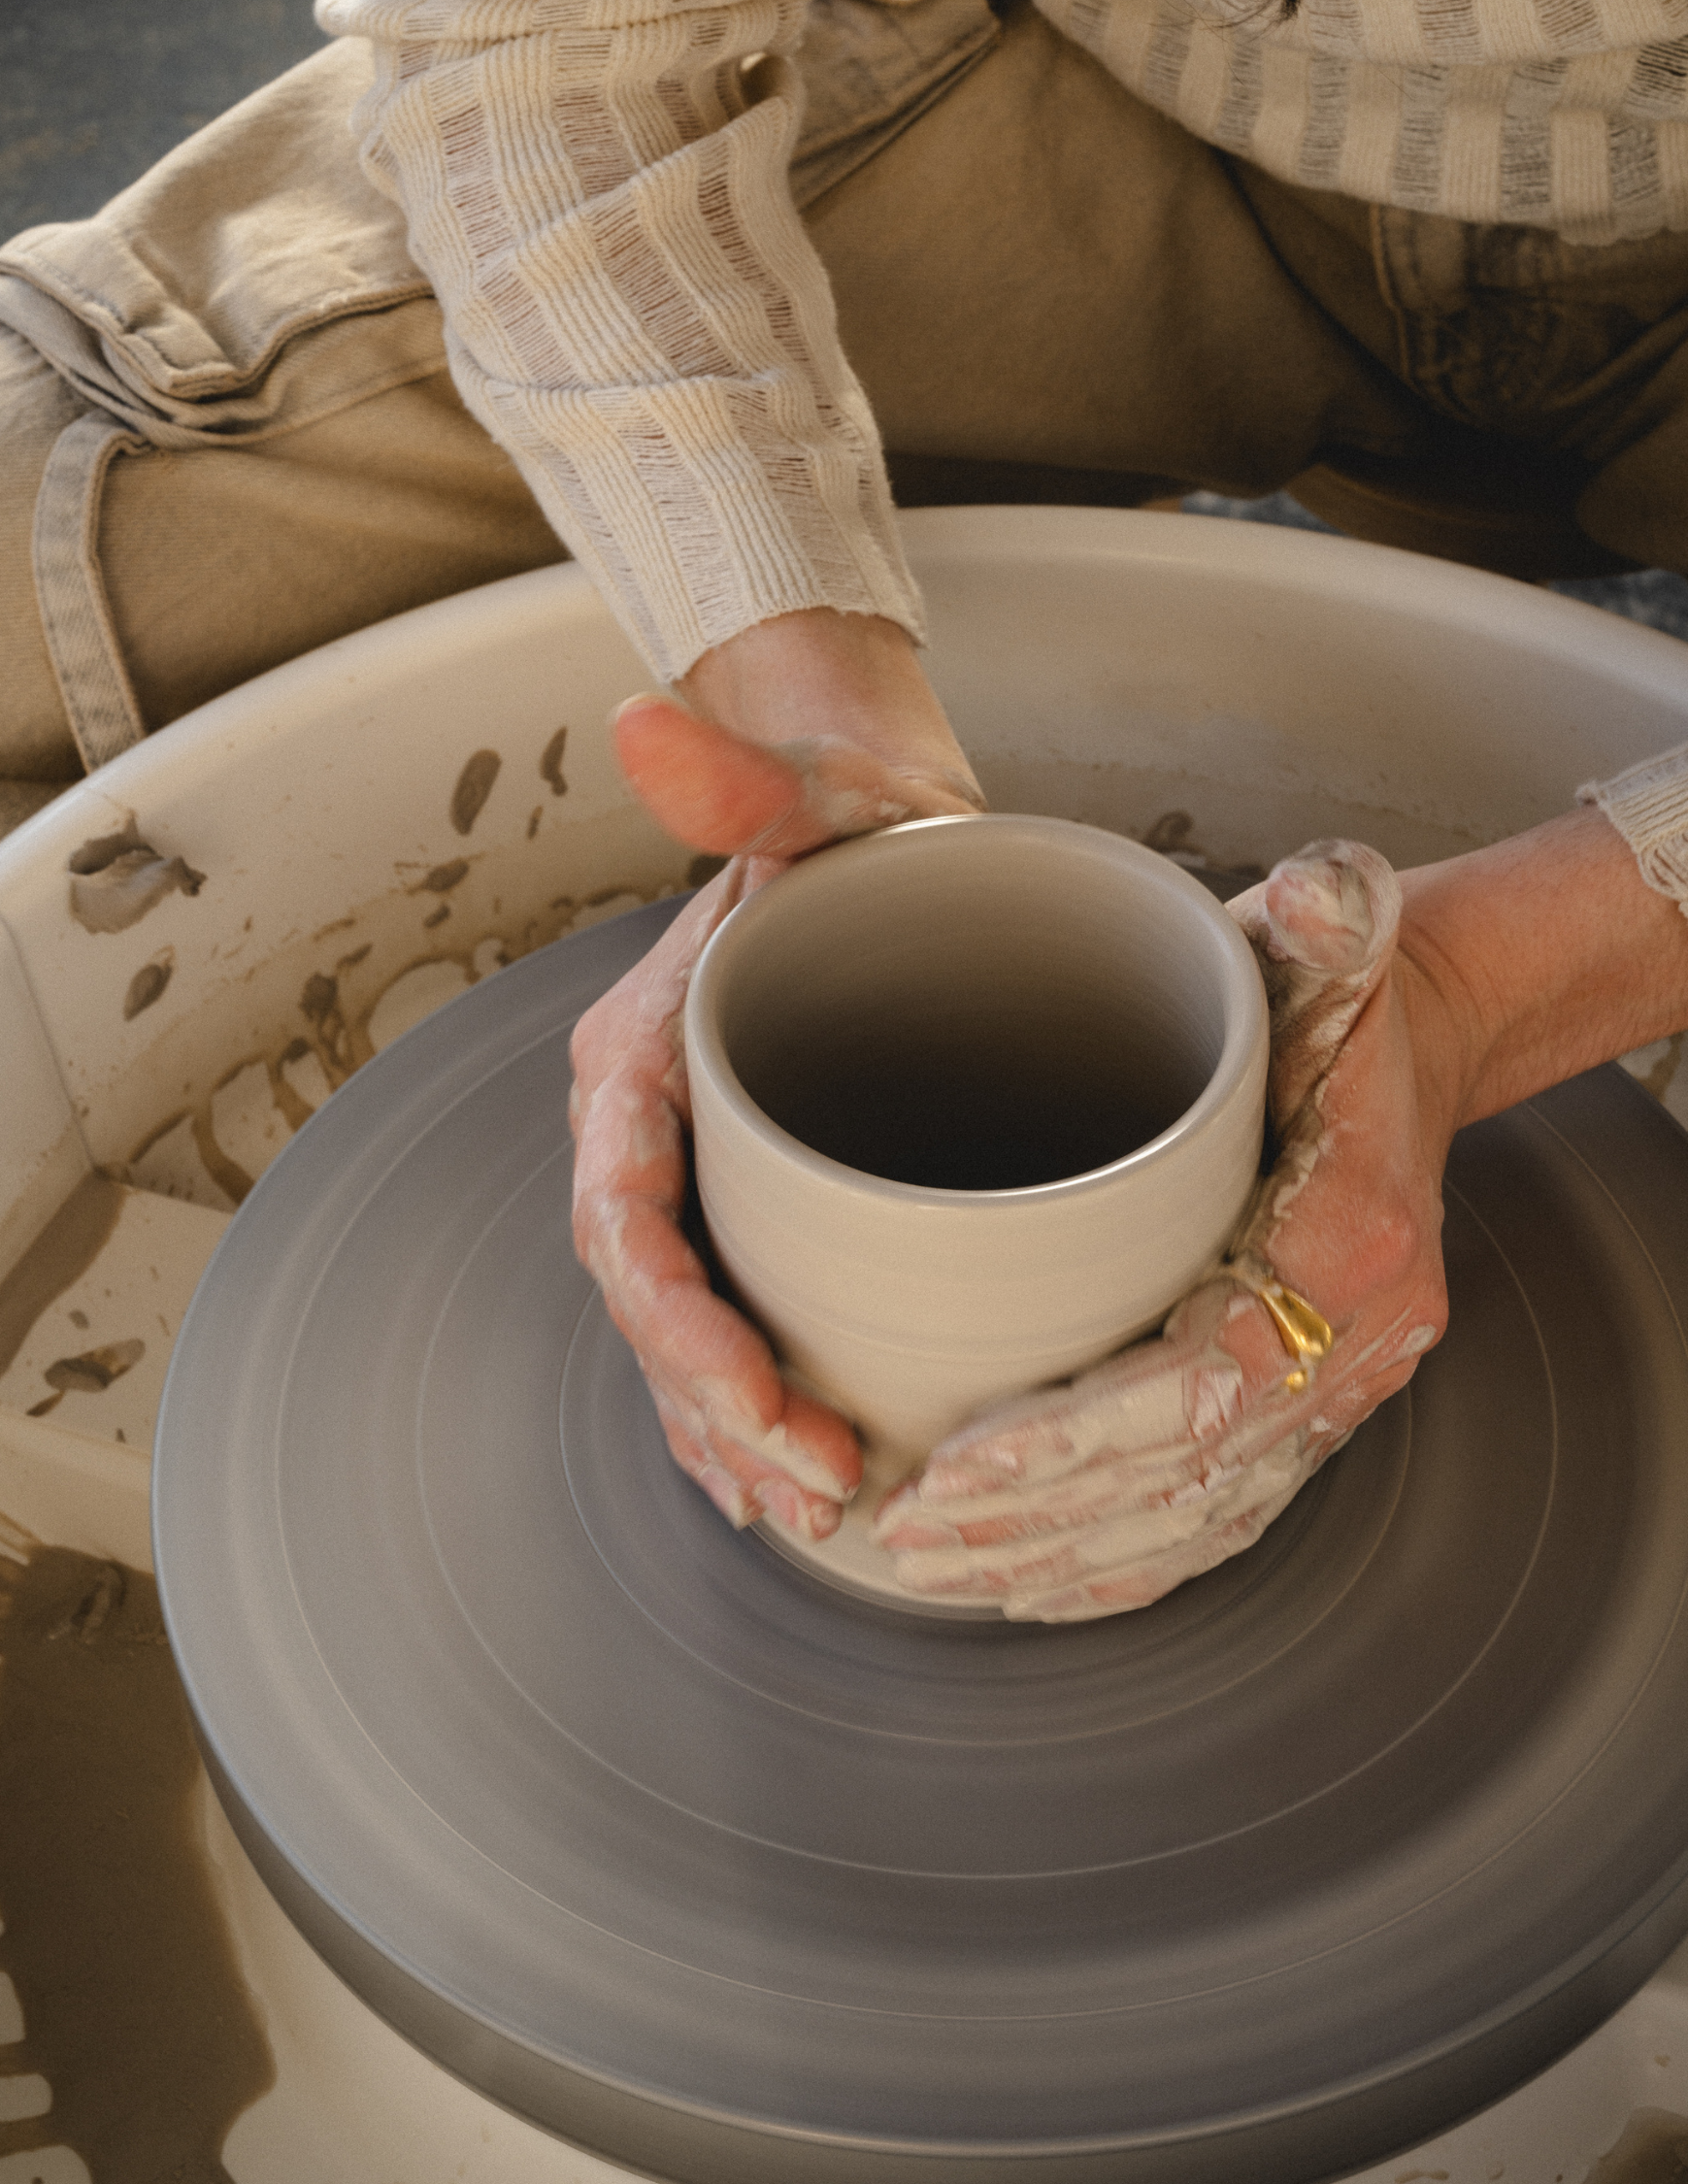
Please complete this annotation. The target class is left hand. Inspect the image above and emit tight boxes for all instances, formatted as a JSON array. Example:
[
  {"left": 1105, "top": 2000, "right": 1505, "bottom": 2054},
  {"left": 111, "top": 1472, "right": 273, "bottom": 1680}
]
[
  {"left": 874, "top": 839, "right": 1460, "bottom": 1620},
  {"left": 570, "top": 610, "right": 983, "bottom": 1538}
]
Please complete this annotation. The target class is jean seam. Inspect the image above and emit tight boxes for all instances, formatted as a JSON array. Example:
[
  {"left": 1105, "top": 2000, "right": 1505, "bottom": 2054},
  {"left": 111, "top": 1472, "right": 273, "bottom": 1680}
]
[{"left": 31, "top": 414, "right": 149, "bottom": 772}]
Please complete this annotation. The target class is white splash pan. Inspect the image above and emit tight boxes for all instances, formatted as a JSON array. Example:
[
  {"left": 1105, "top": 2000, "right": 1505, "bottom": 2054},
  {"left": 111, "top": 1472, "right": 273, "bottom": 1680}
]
[{"left": 1, "top": 508, "right": 1685, "bottom": 2183}]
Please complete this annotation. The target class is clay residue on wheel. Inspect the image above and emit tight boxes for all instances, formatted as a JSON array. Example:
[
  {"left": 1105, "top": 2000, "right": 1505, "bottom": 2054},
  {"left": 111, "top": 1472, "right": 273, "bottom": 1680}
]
[
  {"left": 0, "top": 1175, "right": 123, "bottom": 1379},
  {"left": 298, "top": 963, "right": 356, "bottom": 1081},
  {"left": 67, "top": 818, "right": 205, "bottom": 935},
  {"left": 416, "top": 858, "right": 470, "bottom": 894},
  {"left": 28, "top": 1335, "right": 148, "bottom": 1417},
  {"left": 43, "top": 1339, "right": 145, "bottom": 1394},
  {"left": 113, "top": 850, "right": 686, "bottom": 1212},
  {"left": 1141, "top": 810, "right": 1266, "bottom": 893},
  {"left": 1638, "top": 1032, "right": 1685, "bottom": 1104},
  {"left": 449, "top": 749, "right": 502, "bottom": 836},
  {"left": 126, "top": 1110, "right": 240, "bottom": 1212},
  {"left": 541, "top": 726, "right": 569, "bottom": 796},
  {"left": 1585, "top": 2107, "right": 1688, "bottom": 2181},
  {"left": 0, "top": 1539, "right": 274, "bottom": 2177},
  {"left": 123, "top": 950, "right": 174, "bottom": 1021}
]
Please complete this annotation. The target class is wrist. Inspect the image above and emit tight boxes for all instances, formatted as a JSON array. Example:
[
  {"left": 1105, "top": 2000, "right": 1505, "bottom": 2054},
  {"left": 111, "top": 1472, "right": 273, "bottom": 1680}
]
[
  {"left": 678, "top": 608, "right": 983, "bottom": 811},
  {"left": 1389, "top": 930, "right": 1488, "bottom": 1161},
  {"left": 1396, "top": 807, "right": 1688, "bottom": 1132}
]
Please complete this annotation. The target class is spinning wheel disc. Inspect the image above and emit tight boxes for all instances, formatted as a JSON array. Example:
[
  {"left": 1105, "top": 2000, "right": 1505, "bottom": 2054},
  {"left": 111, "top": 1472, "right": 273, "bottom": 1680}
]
[{"left": 154, "top": 901, "right": 1688, "bottom": 2184}]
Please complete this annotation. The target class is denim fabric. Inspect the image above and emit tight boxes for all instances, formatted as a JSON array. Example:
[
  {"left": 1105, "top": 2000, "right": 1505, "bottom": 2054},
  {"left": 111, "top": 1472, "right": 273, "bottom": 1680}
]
[
  {"left": 788, "top": 0, "right": 1001, "bottom": 207},
  {"left": 1376, "top": 206, "right": 1688, "bottom": 446}
]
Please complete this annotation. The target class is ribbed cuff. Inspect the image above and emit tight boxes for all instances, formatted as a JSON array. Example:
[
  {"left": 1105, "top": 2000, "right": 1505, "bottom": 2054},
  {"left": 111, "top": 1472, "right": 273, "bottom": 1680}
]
[{"left": 1578, "top": 741, "right": 1688, "bottom": 918}]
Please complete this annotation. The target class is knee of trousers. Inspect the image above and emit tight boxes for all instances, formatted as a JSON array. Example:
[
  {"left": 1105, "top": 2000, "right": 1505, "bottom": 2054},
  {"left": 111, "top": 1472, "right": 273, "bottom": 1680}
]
[
  {"left": 1, "top": 327, "right": 569, "bottom": 819},
  {"left": 0, "top": 39, "right": 566, "bottom": 814},
  {"left": 0, "top": 323, "right": 90, "bottom": 803}
]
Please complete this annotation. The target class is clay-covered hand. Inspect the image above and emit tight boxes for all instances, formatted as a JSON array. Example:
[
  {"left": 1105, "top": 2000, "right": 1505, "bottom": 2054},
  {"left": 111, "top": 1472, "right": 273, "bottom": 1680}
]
[
  {"left": 874, "top": 840, "right": 1455, "bottom": 1619},
  {"left": 570, "top": 618, "right": 982, "bottom": 1541}
]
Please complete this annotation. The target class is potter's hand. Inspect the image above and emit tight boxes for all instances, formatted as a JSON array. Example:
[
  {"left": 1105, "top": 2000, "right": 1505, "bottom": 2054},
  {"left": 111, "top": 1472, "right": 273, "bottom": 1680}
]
[
  {"left": 570, "top": 610, "right": 981, "bottom": 1537},
  {"left": 875, "top": 840, "right": 1455, "bottom": 1619}
]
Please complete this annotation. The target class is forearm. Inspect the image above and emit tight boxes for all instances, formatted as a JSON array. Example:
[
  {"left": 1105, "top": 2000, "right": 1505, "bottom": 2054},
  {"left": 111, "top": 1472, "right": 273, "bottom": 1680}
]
[
  {"left": 314, "top": 0, "right": 923, "bottom": 680},
  {"left": 1398, "top": 802, "right": 1688, "bottom": 1138}
]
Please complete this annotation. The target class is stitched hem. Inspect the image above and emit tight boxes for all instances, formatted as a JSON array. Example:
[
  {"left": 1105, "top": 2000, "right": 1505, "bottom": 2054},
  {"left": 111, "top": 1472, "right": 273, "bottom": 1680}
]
[
  {"left": 32, "top": 414, "right": 149, "bottom": 772},
  {"left": 1579, "top": 741, "right": 1688, "bottom": 917}
]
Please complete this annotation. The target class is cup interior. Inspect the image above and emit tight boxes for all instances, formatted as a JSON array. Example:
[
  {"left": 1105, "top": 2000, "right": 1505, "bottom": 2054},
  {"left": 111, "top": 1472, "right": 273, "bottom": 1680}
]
[{"left": 710, "top": 818, "right": 1243, "bottom": 1194}]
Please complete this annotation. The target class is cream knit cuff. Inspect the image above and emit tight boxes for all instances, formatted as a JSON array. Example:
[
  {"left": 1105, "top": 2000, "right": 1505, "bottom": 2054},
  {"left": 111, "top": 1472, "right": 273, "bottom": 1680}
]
[
  {"left": 319, "top": 3, "right": 927, "bottom": 682},
  {"left": 1578, "top": 741, "right": 1688, "bottom": 917}
]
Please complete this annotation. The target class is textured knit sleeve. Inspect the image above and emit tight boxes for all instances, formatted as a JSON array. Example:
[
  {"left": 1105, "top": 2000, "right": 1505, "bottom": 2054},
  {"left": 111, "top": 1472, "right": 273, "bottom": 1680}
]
[
  {"left": 1031, "top": 0, "right": 1688, "bottom": 244},
  {"left": 1579, "top": 742, "right": 1688, "bottom": 918},
  {"left": 314, "top": 0, "right": 925, "bottom": 681}
]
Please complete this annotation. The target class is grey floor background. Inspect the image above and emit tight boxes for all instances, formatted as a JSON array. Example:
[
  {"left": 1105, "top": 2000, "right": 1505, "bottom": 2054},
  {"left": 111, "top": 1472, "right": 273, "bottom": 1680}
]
[
  {"left": 4, "top": 0, "right": 1687, "bottom": 643},
  {"left": 1, "top": 0, "right": 325, "bottom": 236}
]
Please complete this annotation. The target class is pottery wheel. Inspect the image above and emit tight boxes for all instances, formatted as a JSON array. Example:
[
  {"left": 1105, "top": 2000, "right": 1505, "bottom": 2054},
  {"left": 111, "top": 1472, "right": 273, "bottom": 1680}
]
[{"left": 154, "top": 900, "right": 1688, "bottom": 2184}]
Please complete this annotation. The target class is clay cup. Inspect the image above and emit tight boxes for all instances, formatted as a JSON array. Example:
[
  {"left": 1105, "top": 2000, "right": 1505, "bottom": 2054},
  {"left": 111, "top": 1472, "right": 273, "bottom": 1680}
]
[{"left": 684, "top": 814, "right": 1270, "bottom": 1481}]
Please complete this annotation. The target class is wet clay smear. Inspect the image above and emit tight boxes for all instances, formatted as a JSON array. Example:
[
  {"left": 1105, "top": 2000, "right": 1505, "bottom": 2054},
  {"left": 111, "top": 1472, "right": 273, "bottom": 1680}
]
[
  {"left": 0, "top": 1546, "right": 274, "bottom": 2179},
  {"left": 67, "top": 820, "right": 205, "bottom": 936},
  {"left": 449, "top": 748, "right": 501, "bottom": 837},
  {"left": 0, "top": 1175, "right": 123, "bottom": 1381},
  {"left": 1587, "top": 2109, "right": 1688, "bottom": 2183},
  {"left": 540, "top": 725, "right": 569, "bottom": 796}
]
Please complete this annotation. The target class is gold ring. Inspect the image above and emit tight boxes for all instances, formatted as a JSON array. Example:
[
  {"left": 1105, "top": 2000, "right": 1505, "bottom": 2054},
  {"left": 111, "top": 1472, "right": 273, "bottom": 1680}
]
[{"left": 1254, "top": 1281, "right": 1333, "bottom": 1393}]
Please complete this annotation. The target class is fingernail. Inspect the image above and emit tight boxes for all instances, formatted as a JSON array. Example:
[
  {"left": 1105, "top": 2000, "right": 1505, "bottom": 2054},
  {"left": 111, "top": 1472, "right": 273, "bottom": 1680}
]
[
  {"left": 802, "top": 1497, "right": 844, "bottom": 1540},
  {"left": 610, "top": 693, "right": 676, "bottom": 745},
  {"left": 759, "top": 1478, "right": 808, "bottom": 1530},
  {"left": 698, "top": 1464, "right": 752, "bottom": 1529},
  {"left": 872, "top": 1480, "right": 917, "bottom": 1527},
  {"left": 763, "top": 1477, "right": 844, "bottom": 1537}
]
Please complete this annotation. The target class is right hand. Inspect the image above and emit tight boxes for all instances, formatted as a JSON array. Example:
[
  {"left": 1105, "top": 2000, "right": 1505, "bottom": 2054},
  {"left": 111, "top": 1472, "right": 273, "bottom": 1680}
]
[
  {"left": 873, "top": 840, "right": 1453, "bottom": 1617},
  {"left": 569, "top": 610, "right": 981, "bottom": 1538}
]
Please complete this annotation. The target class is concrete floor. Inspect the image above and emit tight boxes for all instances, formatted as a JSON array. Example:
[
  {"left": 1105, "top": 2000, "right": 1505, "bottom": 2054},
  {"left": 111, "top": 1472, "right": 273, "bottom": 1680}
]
[
  {"left": 4, "top": 0, "right": 1686, "bottom": 643},
  {"left": 1, "top": 0, "right": 324, "bottom": 236}
]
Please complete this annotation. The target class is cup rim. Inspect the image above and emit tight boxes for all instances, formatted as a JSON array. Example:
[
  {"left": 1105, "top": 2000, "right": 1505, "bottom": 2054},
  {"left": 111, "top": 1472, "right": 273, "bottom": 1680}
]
[{"left": 685, "top": 812, "right": 1269, "bottom": 1208}]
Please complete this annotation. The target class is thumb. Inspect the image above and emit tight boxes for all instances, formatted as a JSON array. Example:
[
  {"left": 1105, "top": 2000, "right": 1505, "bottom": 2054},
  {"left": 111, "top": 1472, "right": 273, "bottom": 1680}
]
[
  {"left": 1229, "top": 840, "right": 1403, "bottom": 1119},
  {"left": 613, "top": 696, "right": 972, "bottom": 858}
]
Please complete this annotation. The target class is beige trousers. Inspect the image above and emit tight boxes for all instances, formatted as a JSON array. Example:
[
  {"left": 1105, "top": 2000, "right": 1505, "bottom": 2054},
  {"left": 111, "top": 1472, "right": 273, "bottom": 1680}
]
[{"left": 5, "top": 0, "right": 1688, "bottom": 825}]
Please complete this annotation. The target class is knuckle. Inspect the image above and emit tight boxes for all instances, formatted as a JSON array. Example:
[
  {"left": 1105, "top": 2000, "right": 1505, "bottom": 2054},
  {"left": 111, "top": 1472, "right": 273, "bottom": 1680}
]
[
  {"left": 1357, "top": 1204, "right": 1440, "bottom": 1299},
  {"left": 569, "top": 1007, "right": 609, "bottom": 1081},
  {"left": 1365, "top": 1207, "right": 1419, "bottom": 1284}
]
